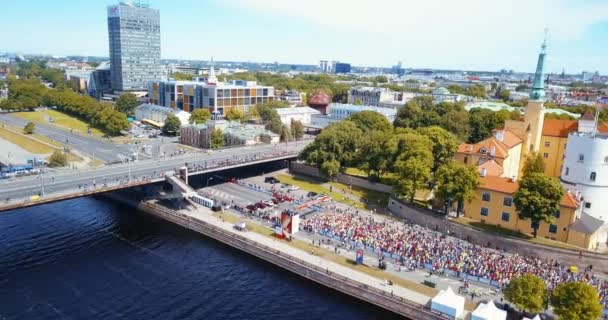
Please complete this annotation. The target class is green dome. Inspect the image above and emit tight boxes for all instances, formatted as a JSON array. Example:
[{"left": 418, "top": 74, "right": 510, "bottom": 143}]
[{"left": 432, "top": 87, "right": 450, "bottom": 95}]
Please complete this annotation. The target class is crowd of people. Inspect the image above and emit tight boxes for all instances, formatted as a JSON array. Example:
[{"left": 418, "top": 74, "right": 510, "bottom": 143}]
[{"left": 300, "top": 209, "right": 608, "bottom": 308}]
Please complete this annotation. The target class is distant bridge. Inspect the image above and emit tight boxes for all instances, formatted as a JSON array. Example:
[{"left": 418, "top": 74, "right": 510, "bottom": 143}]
[{"left": 0, "top": 141, "right": 308, "bottom": 212}]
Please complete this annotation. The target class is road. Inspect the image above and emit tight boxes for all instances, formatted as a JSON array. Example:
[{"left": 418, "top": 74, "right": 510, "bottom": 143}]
[
  {"left": 0, "top": 140, "right": 310, "bottom": 205},
  {"left": 0, "top": 113, "right": 133, "bottom": 162}
]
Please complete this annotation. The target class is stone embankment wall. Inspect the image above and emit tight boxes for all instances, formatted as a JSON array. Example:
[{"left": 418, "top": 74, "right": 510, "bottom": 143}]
[{"left": 290, "top": 162, "right": 392, "bottom": 193}]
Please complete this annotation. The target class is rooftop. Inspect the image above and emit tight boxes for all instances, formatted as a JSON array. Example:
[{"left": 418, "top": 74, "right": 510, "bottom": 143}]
[
  {"left": 479, "top": 176, "right": 579, "bottom": 209},
  {"left": 275, "top": 107, "right": 321, "bottom": 116},
  {"left": 569, "top": 212, "right": 604, "bottom": 234},
  {"left": 542, "top": 119, "right": 608, "bottom": 137}
]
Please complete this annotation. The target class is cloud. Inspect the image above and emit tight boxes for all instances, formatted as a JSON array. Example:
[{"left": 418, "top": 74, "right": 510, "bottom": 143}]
[
  {"left": 221, "top": 0, "right": 608, "bottom": 71},
  {"left": 226, "top": 0, "right": 607, "bottom": 38}
]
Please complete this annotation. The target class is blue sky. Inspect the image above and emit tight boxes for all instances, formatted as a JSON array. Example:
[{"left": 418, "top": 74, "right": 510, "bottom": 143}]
[{"left": 1, "top": 0, "right": 607, "bottom": 73}]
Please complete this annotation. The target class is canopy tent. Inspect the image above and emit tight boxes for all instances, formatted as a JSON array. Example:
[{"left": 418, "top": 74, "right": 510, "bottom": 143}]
[
  {"left": 523, "top": 315, "right": 541, "bottom": 320},
  {"left": 471, "top": 300, "right": 507, "bottom": 320},
  {"left": 431, "top": 286, "right": 465, "bottom": 319}
]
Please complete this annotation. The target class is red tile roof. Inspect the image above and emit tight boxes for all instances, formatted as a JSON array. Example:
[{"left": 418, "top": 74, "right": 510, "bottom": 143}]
[{"left": 542, "top": 119, "right": 608, "bottom": 137}]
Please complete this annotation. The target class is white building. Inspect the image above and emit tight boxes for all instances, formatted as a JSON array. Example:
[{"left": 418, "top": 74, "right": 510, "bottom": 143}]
[
  {"left": 561, "top": 113, "right": 608, "bottom": 245},
  {"left": 278, "top": 90, "right": 304, "bottom": 107},
  {"left": 180, "top": 120, "right": 279, "bottom": 148},
  {"left": 432, "top": 87, "right": 472, "bottom": 103},
  {"left": 275, "top": 107, "right": 321, "bottom": 127},
  {"left": 134, "top": 103, "right": 191, "bottom": 127},
  {"left": 309, "top": 103, "right": 397, "bottom": 129},
  {"left": 348, "top": 87, "right": 392, "bottom": 106}
]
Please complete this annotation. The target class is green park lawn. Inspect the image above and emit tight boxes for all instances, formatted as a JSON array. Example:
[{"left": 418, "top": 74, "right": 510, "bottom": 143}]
[
  {"left": 0, "top": 126, "right": 55, "bottom": 154},
  {"left": 276, "top": 173, "right": 389, "bottom": 210},
  {"left": 13, "top": 109, "right": 105, "bottom": 137}
]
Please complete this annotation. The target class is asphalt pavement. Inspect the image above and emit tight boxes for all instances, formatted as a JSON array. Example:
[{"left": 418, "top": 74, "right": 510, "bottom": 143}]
[
  {"left": 0, "top": 113, "right": 132, "bottom": 162},
  {"left": 0, "top": 140, "right": 311, "bottom": 204}
]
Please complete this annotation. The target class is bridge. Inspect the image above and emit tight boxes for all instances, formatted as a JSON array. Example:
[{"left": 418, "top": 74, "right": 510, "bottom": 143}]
[{"left": 0, "top": 140, "right": 309, "bottom": 212}]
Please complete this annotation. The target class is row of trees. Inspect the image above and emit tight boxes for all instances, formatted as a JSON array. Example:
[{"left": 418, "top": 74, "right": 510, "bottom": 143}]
[
  {"left": 1, "top": 75, "right": 129, "bottom": 136},
  {"left": 224, "top": 72, "right": 350, "bottom": 103},
  {"left": 299, "top": 110, "right": 480, "bottom": 207},
  {"left": 301, "top": 108, "right": 568, "bottom": 237},
  {"left": 392, "top": 96, "right": 521, "bottom": 143},
  {"left": 504, "top": 273, "right": 602, "bottom": 319}
]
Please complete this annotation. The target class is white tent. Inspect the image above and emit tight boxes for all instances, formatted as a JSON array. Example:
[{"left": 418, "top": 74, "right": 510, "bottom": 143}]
[
  {"left": 471, "top": 300, "right": 507, "bottom": 320},
  {"left": 523, "top": 315, "right": 541, "bottom": 320},
  {"left": 431, "top": 286, "right": 465, "bottom": 319}
]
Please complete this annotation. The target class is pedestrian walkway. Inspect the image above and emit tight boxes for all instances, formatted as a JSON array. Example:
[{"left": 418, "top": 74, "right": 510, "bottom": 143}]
[{"left": 182, "top": 205, "right": 435, "bottom": 307}]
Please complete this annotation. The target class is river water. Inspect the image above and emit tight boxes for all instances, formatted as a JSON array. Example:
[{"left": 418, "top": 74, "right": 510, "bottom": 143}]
[{"left": 0, "top": 197, "right": 401, "bottom": 320}]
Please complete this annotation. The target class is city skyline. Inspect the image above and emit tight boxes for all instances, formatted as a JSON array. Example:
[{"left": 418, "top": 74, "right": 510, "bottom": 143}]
[{"left": 1, "top": 0, "right": 607, "bottom": 73}]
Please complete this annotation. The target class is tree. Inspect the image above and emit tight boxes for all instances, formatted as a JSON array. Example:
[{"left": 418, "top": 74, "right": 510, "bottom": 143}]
[
  {"left": 435, "top": 162, "right": 480, "bottom": 216},
  {"left": 280, "top": 125, "right": 292, "bottom": 142},
  {"left": 418, "top": 126, "right": 458, "bottom": 172},
  {"left": 522, "top": 152, "right": 546, "bottom": 177},
  {"left": 225, "top": 108, "right": 247, "bottom": 122},
  {"left": 550, "top": 282, "right": 602, "bottom": 320},
  {"left": 23, "top": 121, "right": 35, "bottom": 134},
  {"left": 499, "top": 89, "right": 511, "bottom": 101},
  {"left": 514, "top": 173, "right": 564, "bottom": 238},
  {"left": 115, "top": 93, "right": 139, "bottom": 115},
  {"left": 321, "top": 159, "right": 341, "bottom": 178},
  {"left": 189, "top": 108, "right": 211, "bottom": 124},
  {"left": 47, "top": 150, "right": 68, "bottom": 167},
  {"left": 210, "top": 128, "right": 224, "bottom": 148},
  {"left": 375, "top": 75, "right": 388, "bottom": 83},
  {"left": 347, "top": 110, "right": 392, "bottom": 132},
  {"left": 169, "top": 72, "right": 192, "bottom": 81},
  {"left": 503, "top": 274, "right": 548, "bottom": 314},
  {"left": 394, "top": 157, "right": 432, "bottom": 203},
  {"left": 468, "top": 108, "right": 506, "bottom": 143},
  {"left": 299, "top": 121, "right": 362, "bottom": 175},
  {"left": 161, "top": 114, "right": 181, "bottom": 136},
  {"left": 290, "top": 119, "right": 304, "bottom": 140},
  {"left": 357, "top": 130, "right": 395, "bottom": 180},
  {"left": 440, "top": 109, "right": 470, "bottom": 141},
  {"left": 265, "top": 118, "right": 283, "bottom": 134}
]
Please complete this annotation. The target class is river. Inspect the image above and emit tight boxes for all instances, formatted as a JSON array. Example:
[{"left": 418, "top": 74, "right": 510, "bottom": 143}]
[{"left": 0, "top": 197, "right": 401, "bottom": 319}]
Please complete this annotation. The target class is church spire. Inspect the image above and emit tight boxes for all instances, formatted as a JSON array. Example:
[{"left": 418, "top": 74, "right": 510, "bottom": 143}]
[
  {"left": 207, "top": 57, "right": 218, "bottom": 85},
  {"left": 529, "top": 29, "right": 548, "bottom": 101}
]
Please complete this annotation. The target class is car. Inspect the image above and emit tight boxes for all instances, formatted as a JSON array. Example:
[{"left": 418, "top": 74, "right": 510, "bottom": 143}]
[
  {"left": 255, "top": 202, "right": 267, "bottom": 209},
  {"left": 307, "top": 191, "right": 318, "bottom": 198},
  {"left": 246, "top": 204, "right": 257, "bottom": 211},
  {"left": 288, "top": 185, "right": 300, "bottom": 191},
  {"left": 233, "top": 222, "right": 247, "bottom": 231},
  {"left": 264, "top": 176, "right": 280, "bottom": 184},
  {"left": 263, "top": 200, "right": 275, "bottom": 207}
]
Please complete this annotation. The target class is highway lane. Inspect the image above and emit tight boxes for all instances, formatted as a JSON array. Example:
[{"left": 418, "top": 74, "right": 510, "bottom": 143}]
[
  {"left": 0, "top": 140, "right": 310, "bottom": 202},
  {"left": 0, "top": 113, "right": 133, "bottom": 162}
]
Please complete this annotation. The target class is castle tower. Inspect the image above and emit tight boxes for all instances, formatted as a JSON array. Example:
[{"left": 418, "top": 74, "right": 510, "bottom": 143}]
[{"left": 523, "top": 33, "right": 548, "bottom": 154}]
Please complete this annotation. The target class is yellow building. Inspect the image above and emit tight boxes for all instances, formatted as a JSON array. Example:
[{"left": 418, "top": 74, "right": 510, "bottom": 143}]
[
  {"left": 463, "top": 176, "right": 603, "bottom": 250},
  {"left": 456, "top": 129, "right": 523, "bottom": 179}
]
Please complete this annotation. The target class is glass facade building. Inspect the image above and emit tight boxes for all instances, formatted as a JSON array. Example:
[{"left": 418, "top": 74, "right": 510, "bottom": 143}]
[
  {"left": 107, "top": 3, "right": 162, "bottom": 91},
  {"left": 148, "top": 80, "right": 275, "bottom": 114}
]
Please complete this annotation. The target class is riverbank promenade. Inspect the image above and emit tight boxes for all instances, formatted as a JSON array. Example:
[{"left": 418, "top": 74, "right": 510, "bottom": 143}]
[{"left": 141, "top": 200, "right": 458, "bottom": 319}]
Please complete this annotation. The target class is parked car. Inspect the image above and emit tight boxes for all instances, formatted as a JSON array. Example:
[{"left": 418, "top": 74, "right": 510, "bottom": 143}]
[
  {"left": 288, "top": 185, "right": 300, "bottom": 191},
  {"left": 246, "top": 204, "right": 257, "bottom": 211},
  {"left": 264, "top": 176, "right": 280, "bottom": 184},
  {"left": 307, "top": 191, "right": 318, "bottom": 198},
  {"left": 233, "top": 222, "right": 247, "bottom": 231}
]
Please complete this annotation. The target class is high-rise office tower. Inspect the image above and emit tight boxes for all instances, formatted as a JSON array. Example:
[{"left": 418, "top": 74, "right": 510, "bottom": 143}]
[{"left": 107, "top": 2, "right": 162, "bottom": 92}]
